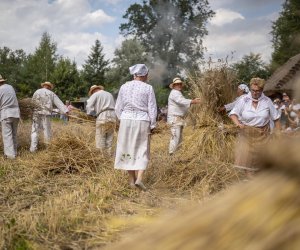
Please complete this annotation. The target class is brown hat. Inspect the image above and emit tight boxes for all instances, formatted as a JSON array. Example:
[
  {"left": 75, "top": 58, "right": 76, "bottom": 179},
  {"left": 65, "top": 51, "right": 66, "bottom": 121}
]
[
  {"left": 169, "top": 77, "right": 184, "bottom": 89},
  {"left": 41, "top": 81, "right": 54, "bottom": 89},
  {"left": 88, "top": 85, "right": 104, "bottom": 96},
  {"left": 0, "top": 74, "right": 6, "bottom": 83}
]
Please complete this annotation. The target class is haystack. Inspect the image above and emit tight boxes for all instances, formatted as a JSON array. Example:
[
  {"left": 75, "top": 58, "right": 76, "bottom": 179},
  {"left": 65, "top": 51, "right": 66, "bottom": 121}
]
[{"left": 111, "top": 138, "right": 300, "bottom": 250}]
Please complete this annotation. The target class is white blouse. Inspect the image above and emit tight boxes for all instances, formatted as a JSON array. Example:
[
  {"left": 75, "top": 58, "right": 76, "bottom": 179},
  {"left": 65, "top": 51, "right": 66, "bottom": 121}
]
[
  {"left": 115, "top": 80, "right": 157, "bottom": 129},
  {"left": 230, "top": 93, "right": 280, "bottom": 127},
  {"left": 224, "top": 95, "right": 245, "bottom": 112}
]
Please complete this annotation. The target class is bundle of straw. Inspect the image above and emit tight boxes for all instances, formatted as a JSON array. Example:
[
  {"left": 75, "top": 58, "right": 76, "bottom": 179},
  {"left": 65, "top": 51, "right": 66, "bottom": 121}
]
[
  {"left": 112, "top": 138, "right": 300, "bottom": 250},
  {"left": 18, "top": 98, "right": 41, "bottom": 120}
]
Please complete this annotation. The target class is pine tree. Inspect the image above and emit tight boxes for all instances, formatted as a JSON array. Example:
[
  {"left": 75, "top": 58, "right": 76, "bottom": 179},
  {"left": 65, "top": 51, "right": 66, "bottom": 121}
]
[{"left": 81, "top": 39, "right": 109, "bottom": 87}]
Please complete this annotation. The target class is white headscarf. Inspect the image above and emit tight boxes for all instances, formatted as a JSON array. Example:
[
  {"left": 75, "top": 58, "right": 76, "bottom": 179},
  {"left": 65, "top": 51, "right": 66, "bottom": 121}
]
[
  {"left": 238, "top": 83, "right": 249, "bottom": 93},
  {"left": 129, "top": 64, "right": 149, "bottom": 76}
]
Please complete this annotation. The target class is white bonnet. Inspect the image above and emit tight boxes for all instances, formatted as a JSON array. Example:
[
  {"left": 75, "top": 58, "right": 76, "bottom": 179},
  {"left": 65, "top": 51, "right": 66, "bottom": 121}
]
[
  {"left": 129, "top": 64, "right": 149, "bottom": 76},
  {"left": 238, "top": 83, "right": 249, "bottom": 93}
]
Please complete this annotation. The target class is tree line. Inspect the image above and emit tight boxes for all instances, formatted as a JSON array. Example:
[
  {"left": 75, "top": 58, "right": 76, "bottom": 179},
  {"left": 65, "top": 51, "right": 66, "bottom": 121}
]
[{"left": 0, "top": 0, "right": 299, "bottom": 106}]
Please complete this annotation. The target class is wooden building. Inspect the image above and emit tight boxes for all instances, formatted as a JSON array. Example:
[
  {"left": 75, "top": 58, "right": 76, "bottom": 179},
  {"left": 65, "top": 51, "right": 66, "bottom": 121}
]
[{"left": 264, "top": 53, "right": 300, "bottom": 99}]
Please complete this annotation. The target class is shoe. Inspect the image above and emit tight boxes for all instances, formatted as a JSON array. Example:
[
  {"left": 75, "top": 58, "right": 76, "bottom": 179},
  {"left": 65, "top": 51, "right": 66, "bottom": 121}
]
[{"left": 135, "top": 181, "right": 147, "bottom": 191}]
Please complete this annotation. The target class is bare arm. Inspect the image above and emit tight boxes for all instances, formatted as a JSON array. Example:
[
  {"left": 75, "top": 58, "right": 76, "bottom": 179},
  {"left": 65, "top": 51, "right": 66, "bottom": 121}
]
[{"left": 230, "top": 114, "right": 245, "bottom": 129}]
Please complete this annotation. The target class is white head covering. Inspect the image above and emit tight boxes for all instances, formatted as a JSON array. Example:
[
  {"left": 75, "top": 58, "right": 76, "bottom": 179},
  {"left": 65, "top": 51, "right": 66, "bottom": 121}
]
[
  {"left": 129, "top": 64, "right": 149, "bottom": 76},
  {"left": 238, "top": 83, "right": 249, "bottom": 93}
]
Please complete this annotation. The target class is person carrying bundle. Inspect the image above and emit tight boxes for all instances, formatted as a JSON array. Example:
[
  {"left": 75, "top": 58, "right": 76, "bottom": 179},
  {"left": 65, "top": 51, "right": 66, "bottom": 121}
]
[
  {"left": 167, "top": 77, "right": 201, "bottom": 155},
  {"left": 229, "top": 77, "right": 281, "bottom": 177},
  {"left": 86, "top": 85, "right": 117, "bottom": 155},
  {"left": 0, "top": 74, "right": 20, "bottom": 159},
  {"left": 30, "top": 81, "right": 68, "bottom": 152}
]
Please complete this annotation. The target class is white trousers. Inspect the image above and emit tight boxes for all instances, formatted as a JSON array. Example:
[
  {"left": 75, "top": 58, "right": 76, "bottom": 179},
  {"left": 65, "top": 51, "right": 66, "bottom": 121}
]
[
  {"left": 30, "top": 115, "right": 51, "bottom": 152},
  {"left": 169, "top": 125, "right": 183, "bottom": 154},
  {"left": 1, "top": 117, "right": 19, "bottom": 159},
  {"left": 95, "top": 122, "right": 114, "bottom": 154}
]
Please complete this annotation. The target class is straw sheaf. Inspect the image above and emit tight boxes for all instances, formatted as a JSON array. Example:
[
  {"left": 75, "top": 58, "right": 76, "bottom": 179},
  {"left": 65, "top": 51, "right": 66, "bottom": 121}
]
[{"left": 112, "top": 140, "right": 300, "bottom": 250}]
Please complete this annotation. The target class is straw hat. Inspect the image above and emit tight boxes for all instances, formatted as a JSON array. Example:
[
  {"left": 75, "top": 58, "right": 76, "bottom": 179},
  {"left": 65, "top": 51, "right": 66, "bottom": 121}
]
[
  {"left": 0, "top": 74, "right": 6, "bottom": 83},
  {"left": 41, "top": 81, "right": 54, "bottom": 89},
  {"left": 88, "top": 85, "right": 104, "bottom": 96},
  {"left": 169, "top": 77, "right": 184, "bottom": 89}
]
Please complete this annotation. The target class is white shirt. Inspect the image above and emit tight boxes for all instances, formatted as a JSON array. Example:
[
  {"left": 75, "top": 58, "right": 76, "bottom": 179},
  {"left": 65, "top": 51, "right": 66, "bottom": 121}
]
[
  {"left": 0, "top": 83, "right": 20, "bottom": 121},
  {"left": 230, "top": 93, "right": 280, "bottom": 127},
  {"left": 32, "top": 88, "right": 68, "bottom": 115},
  {"left": 167, "top": 89, "right": 191, "bottom": 124},
  {"left": 86, "top": 90, "right": 117, "bottom": 123},
  {"left": 224, "top": 95, "right": 245, "bottom": 112},
  {"left": 115, "top": 80, "right": 157, "bottom": 129}
]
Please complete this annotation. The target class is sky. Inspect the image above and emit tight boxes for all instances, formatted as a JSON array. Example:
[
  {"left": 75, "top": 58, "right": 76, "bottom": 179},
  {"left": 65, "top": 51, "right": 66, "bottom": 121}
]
[{"left": 0, "top": 0, "right": 285, "bottom": 69}]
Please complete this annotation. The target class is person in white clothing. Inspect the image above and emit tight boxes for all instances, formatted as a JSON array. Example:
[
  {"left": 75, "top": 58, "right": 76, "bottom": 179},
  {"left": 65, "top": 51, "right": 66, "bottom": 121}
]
[
  {"left": 167, "top": 77, "right": 201, "bottom": 155},
  {"left": 0, "top": 75, "right": 20, "bottom": 159},
  {"left": 229, "top": 77, "right": 281, "bottom": 176},
  {"left": 30, "top": 81, "right": 68, "bottom": 152},
  {"left": 86, "top": 85, "right": 117, "bottom": 155},
  {"left": 219, "top": 83, "right": 249, "bottom": 112},
  {"left": 114, "top": 64, "right": 157, "bottom": 191}
]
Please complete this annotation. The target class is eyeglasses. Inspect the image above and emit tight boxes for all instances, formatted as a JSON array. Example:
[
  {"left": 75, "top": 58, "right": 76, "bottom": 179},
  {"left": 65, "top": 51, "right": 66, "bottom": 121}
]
[{"left": 250, "top": 89, "right": 263, "bottom": 93}]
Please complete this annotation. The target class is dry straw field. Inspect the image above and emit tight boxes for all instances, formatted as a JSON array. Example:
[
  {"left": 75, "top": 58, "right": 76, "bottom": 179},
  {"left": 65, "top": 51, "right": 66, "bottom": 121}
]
[{"left": 2, "top": 62, "right": 298, "bottom": 249}]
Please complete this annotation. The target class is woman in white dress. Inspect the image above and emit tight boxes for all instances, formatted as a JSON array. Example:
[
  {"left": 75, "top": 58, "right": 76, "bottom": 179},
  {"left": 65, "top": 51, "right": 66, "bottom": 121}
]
[{"left": 114, "top": 64, "right": 157, "bottom": 190}]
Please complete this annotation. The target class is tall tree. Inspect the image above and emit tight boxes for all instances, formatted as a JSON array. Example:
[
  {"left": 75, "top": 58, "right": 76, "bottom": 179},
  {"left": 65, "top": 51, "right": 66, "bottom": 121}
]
[
  {"left": 52, "top": 57, "right": 86, "bottom": 101},
  {"left": 0, "top": 46, "right": 27, "bottom": 91},
  {"left": 106, "top": 39, "right": 149, "bottom": 90},
  {"left": 232, "top": 53, "right": 270, "bottom": 83},
  {"left": 271, "top": 0, "right": 300, "bottom": 70},
  {"left": 81, "top": 39, "right": 109, "bottom": 87},
  {"left": 22, "top": 32, "right": 58, "bottom": 96},
  {"left": 120, "top": 0, "right": 214, "bottom": 84}
]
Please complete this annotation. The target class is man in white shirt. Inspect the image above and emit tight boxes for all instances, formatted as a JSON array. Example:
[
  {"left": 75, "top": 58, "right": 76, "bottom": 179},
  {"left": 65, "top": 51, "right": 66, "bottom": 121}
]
[
  {"left": 30, "top": 81, "right": 68, "bottom": 152},
  {"left": 167, "top": 77, "right": 201, "bottom": 155},
  {"left": 86, "top": 85, "right": 117, "bottom": 155},
  {"left": 0, "top": 75, "right": 20, "bottom": 159}
]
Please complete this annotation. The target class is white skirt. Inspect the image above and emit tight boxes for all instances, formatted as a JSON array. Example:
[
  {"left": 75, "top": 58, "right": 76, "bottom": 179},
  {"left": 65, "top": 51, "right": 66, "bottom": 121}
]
[{"left": 114, "top": 119, "right": 150, "bottom": 170}]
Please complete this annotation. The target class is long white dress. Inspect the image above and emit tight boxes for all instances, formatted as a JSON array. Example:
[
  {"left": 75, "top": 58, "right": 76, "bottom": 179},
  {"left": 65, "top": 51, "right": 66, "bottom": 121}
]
[{"left": 114, "top": 80, "right": 157, "bottom": 170}]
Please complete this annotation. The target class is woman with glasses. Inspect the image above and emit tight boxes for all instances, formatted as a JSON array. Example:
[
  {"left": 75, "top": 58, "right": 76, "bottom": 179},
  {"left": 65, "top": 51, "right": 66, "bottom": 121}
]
[{"left": 229, "top": 77, "right": 281, "bottom": 177}]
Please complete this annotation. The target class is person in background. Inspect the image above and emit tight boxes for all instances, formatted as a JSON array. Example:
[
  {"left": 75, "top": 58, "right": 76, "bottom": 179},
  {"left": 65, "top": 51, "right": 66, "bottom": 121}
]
[
  {"left": 30, "top": 81, "right": 68, "bottom": 152},
  {"left": 270, "top": 98, "right": 282, "bottom": 131},
  {"left": 114, "top": 64, "right": 157, "bottom": 191},
  {"left": 0, "top": 74, "right": 20, "bottom": 159},
  {"left": 167, "top": 77, "right": 201, "bottom": 155},
  {"left": 229, "top": 77, "right": 281, "bottom": 177},
  {"left": 219, "top": 83, "right": 249, "bottom": 112},
  {"left": 86, "top": 85, "right": 116, "bottom": 155},
  {"left": 60, "top": 100, "right": 74, "bottom": 124}
]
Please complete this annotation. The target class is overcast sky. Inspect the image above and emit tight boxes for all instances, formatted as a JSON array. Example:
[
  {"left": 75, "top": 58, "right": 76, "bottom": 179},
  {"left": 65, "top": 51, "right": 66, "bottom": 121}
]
[{"left": 0, "top": 0, "right": 285, "bottom": 68}]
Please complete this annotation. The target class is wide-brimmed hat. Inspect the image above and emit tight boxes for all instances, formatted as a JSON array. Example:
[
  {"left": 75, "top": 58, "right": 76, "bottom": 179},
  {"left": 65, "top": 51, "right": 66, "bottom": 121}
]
[
  {"left": 41, "top": 81, "right": 54, "bottom": 89},
  {"left": 169, "top": 77, "right": 184, "bottom": 89},
  {"left": 88, "top": 85, "right": 104, "bottom": 96},
  {"left": 0, "top": 74, "right": 6, "bottom": 83}
]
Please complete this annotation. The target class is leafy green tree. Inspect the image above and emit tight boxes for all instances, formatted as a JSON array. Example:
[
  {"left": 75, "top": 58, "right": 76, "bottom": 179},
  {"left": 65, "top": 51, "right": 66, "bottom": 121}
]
[
  {"left": 52, "top": 57, "right": 87, "bottom": 101},
  {"left": 106, "top": 39, "right": 149, "bottom": 91},
  {"left": 120, "top": 0, "right": 214, "bottom": 84},
  {"left": 0, "top": 46, "right": 27, "bottom": 91},
  {"left": 81, "top": 39, "right": 109, "bottom": 87},
  {"left": 232, "top": 53, "right": 271, "bottom": 83},
  {"left": 22, "top": 32, "right": 58, "bottom": 96},
  {"left": 271, "top": 0, "right": 300, "bottom": 70}
]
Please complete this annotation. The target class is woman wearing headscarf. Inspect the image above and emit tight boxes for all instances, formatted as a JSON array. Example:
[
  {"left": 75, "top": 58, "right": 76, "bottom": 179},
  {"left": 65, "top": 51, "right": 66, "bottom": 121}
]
[
  {"left": 114, "top": 64, "right": 157, "bottom": 190},
  {"left": 219, "top": 83, "right": 249, "bottom": 112},
  {"left": 229, "top": 77, "right": 281, "bottom": 176}
]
